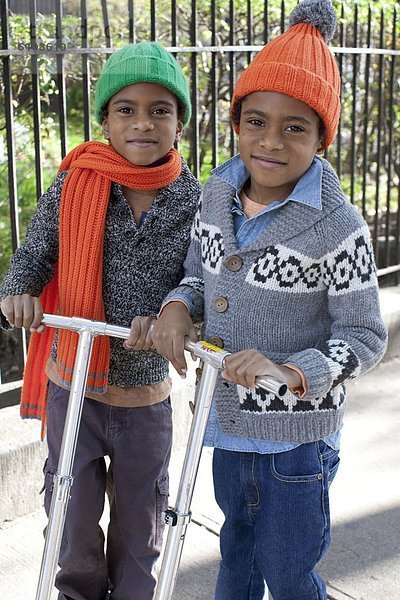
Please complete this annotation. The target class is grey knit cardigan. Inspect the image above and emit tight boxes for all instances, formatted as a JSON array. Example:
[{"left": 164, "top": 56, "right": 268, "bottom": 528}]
[
  {"left": 165, "top": 157, "right": 387, "bottom": 442},
  {"left": 0, "top": 158, "right": 201, "bottom": 390}
]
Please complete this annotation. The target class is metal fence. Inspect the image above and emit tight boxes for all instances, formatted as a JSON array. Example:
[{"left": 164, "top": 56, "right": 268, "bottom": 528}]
[{"left": 0, "top": 0, "right": 399, "bottom": 396}]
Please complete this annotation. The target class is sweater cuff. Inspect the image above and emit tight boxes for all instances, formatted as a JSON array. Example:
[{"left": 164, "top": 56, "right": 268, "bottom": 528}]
[
  {"left": 283, "top": 364, "right": 308, "bottom": 398},
  {"left": 286, "top": 348, "right": 336, "bottom": 398},
  {"left": 158, "top": 297, "right": 191, "bottom": 318}
]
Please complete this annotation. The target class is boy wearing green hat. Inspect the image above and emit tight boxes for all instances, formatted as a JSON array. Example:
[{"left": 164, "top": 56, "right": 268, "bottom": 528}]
[{"left": 0, "top": 42, "right": 201, "bottom": 599}]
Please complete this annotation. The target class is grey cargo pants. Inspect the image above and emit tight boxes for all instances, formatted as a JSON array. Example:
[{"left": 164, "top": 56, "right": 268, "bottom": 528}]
[{"left": 43, "top": 381, "right": 172, "bottom": 600}]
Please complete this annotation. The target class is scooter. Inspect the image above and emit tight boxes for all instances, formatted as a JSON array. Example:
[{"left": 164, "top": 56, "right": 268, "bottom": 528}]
[{"left": 5, "top": 313, "right": 286, "bottom": 600}]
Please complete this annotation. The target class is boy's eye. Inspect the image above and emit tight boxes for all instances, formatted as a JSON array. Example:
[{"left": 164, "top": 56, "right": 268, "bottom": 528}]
[
  {"left": 247, "top": 118, "right": 265, "bottom": 127},
  {"left": 286, "top": 125, "right": 305, "bottom": 132},
  {"left": 117, "top": 106, "right": 133, "bottom": 114},
  {"left": 152, "top": 107, "right": 170, "bottom": 115}
]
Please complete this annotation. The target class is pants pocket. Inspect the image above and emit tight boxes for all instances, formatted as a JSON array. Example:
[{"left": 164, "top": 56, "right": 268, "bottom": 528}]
[
  {"left": 40, "top": 459, "right": 58, "bottom": 517},
  {"left": 271, "top": 442, "right": 323, "bottom": 483},
  {"left": 40, "top": 458, "right": 56, "bottom": 493},
  {"left": 318, "top": 440, "right": 340, "bottom": 487},
  {"left": 155, "top": 473, "right": 169, "bottom": 547}
]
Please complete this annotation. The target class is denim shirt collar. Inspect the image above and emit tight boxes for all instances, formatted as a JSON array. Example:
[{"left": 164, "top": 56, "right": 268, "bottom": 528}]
[{"left": 212, "top": 154, "right": 323, "bottom": 210}]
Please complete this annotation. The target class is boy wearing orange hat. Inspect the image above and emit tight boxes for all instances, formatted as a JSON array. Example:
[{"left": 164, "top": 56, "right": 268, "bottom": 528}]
[
  {"left": 1, "top": 43, "right": 201, "bottom": 599},
  {"left": 149, "top": 1, "right": 387, "bottom": 598}
]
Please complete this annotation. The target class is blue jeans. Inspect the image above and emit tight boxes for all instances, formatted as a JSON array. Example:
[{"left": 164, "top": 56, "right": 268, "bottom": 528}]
[{"left": 213, "top": 442, "right": 340, "bottom": 600}]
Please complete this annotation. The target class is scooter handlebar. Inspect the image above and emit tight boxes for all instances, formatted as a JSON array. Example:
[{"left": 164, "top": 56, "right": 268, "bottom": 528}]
[{"left": 1, "top": 313, "right": 288, "bottom": 398}]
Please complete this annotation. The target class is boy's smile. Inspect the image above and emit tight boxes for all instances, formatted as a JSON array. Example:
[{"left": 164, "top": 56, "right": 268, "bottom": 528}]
[
  {"left": 238, "top": 91, "right": 323, "bottom": 205},
  {"left": 102, "top": 82, "right": 183, "bottom": 166}
]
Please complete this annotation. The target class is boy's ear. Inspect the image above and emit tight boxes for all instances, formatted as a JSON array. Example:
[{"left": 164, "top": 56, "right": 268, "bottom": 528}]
[
  {"left": 316, "top": 135, "right": 325, "bottom": 155},
  {"left": 102, "top": 118, "right": 110, "bottom": 140},
  {"left": 316, "top": 123, "right": 326, "bottom": 155},
  {"left": 175, "top": 121, "right": 184, "bottom": 143}
]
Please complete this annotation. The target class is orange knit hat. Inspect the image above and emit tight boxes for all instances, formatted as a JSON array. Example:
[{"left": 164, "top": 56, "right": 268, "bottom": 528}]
[{"left": 231, "top": 0, "right": 341, "bottom": 148}]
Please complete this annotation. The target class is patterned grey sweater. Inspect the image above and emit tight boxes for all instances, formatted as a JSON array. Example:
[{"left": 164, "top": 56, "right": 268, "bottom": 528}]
[
  {"left": 165, "top": 157, "right": 387, "bottom": 442},
  {"left": 0, "top": 158, "right": 201, "bottom": 389}
]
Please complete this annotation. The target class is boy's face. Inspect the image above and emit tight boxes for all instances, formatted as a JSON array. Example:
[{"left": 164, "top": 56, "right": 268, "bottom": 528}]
[
  {"left": 238, "top": 91, "right": 323, "bottom": 204},
  {"left": 102, "top": 82, "right": 183, "bottom": 166}
]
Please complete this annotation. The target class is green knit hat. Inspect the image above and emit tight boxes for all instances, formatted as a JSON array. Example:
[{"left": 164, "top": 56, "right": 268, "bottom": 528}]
[{"left": 95, "top": 42, "right": 191, "bottom": 126}]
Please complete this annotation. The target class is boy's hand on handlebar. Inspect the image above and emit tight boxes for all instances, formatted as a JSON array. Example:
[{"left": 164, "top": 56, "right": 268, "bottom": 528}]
[
  {"left": 0, "top": 294, "right": 45, "bottom": 333},
  {"left": 125, "top": 316, "right": 156, "bottom": 351},
  {"left": 150, "top": 301, "right": 197, "bottom": 378},
  {"left": 222, "top": 349, "right": 302, "bottom": 390}
]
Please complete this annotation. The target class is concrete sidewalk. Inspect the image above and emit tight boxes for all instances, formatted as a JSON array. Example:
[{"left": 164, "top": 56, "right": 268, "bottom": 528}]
[{"left": 1, "top": 357, "right": 400, "bottom": 599}]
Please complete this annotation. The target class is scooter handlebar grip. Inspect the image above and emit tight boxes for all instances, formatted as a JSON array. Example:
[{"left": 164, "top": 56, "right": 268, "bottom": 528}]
[{"left": 256, "top": 376, "right": 288, "bottom": 398}]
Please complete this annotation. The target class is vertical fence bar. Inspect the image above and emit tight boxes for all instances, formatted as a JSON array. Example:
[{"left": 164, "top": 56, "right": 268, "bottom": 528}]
[
  {"left": 229, "top": 0, "right": 236, "bottom": 156},
  {"left": 81, "top": 0, "right": 91, "bottom": 141},
  {"left": 349, "top": 3, "right": 358, "bottom": 205},
  {"left": 128, "top": 0, "right": 136, "bottom": 44},
  {"left": 55, "top": 0, "right": 67, "bottom": 158},
  {"left": 247, "top": 0, "right": 252, "bottom": 64},
  {"left": 264, "top": 0, "right": 269, "bottom": 44},
  {"left": 171, "top": 0, "right": 177, "bottom": 47},
  {"left": 29, "top": 0, "right": 43, "bottom": 198},
  {"left": 101, "top": 0, "right": 112, "bottom": 48},
  {"left": 383, "top": 7, "right": 397, "bottom": 271},
  {"left": 211, "top": 0, "right": 218, "bottom": 169},
  {"left": 335, "top": 1, "right": 345, "bottom": 178},
  {"left": 361, "top": 5, "right": 371, "bottom": 218},
  {"left": 190, "top": 0, "right": 199, "bottom": 178},
  {"left": 394, "top": 7, "right": 400, "bottom": 285},
  {"left": 373, "top": 9, "right": 385, "bottom": 264},
  {"left": 170, "top": 0, "right": 178, "bottom": 152},
  {"left": 150, "top": 0, "right": 156, "bottom": 42},
  {"left": 280, "top": 0, "right": 285, "bottom": 33},
  {"left": 0, "top": 0, "right": 26, "bottom": 370},
  {"left": 1, "top": 0, "right": 19, "bottom": 253}
]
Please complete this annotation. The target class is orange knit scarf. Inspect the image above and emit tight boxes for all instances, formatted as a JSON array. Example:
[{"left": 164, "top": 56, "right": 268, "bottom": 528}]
[{"left": 20, "top": 141, "right": 182, "bottom": 433}]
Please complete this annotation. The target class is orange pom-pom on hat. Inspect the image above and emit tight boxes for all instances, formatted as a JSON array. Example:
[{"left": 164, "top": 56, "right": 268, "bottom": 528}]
[{"left": 231, "top": 0, "right": 341, "bottom": 149}]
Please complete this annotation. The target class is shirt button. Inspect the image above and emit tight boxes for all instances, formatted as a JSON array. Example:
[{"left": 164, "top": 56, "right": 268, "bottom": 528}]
[
  {"left": 212, "top": 297, "right": 229, "bottom": 313},
  {"left": 207, "top": 336, "right": 224, "bottom": 348},
  {"left": 226, "top": 255, "right": 243, "bottom": 272},
  {"left": 124, "top": 229, "right": 134, "bottom": 239}
]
